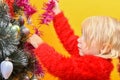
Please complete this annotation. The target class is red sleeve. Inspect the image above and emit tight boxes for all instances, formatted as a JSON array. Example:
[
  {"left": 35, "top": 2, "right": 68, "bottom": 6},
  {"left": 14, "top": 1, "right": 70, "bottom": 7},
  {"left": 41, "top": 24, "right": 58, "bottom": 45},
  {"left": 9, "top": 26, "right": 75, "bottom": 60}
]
[
  {"left": 34, "top": 43, "right": 113, "bottom": 80},
  {"left": 53, "top": 12, "right": 79, "bottom": 57}
]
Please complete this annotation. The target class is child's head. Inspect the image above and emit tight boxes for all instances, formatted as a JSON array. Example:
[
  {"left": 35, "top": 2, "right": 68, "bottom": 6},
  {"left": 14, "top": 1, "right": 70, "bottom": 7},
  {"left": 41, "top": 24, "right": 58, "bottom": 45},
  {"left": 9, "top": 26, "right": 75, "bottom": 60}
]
[{"left": 78, "top": 16, "right": 120, "bottom": 59}]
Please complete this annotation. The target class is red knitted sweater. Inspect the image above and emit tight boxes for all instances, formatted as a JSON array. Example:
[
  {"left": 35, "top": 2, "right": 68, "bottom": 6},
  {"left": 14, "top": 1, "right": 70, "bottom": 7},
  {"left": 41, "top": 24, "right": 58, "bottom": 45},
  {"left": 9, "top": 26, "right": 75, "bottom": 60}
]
[{"left": 34, "top": 12, "right": 113, "bottom": 80}]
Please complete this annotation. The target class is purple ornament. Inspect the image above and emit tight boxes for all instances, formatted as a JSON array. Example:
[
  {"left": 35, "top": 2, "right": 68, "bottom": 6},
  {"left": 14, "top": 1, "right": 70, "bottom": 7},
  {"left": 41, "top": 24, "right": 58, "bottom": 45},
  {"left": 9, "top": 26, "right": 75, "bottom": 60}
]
[{"left": 21, "top": 26, "right": 30, "bottom": 35}]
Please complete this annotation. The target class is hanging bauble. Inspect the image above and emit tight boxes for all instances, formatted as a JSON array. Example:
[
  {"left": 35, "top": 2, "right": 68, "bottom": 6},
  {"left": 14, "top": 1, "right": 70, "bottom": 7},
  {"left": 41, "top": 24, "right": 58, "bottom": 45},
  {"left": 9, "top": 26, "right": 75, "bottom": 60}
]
[
  {"left": 8, "top": 23, "right": 12, "bottom": 27},
  {"left": 30, "top": 74, "right": 38, "bottom": 80},
  {"left": 11, "top": 25, "right": 20, "bottom": 33},
  {"left": 22, "top": 75, "right": 30, "bottom": 80},
  {"left": 19, "top": 74, "right": 30, "bottom": 80},
  {"left": 21, "top": 26, "right": 30, "bottom": 35},
  {"left": 0, "top": 57, "right": 13, "bottom": 79},
  {"left": 18, "top": 16, "right": 25, "bottom": 26}
]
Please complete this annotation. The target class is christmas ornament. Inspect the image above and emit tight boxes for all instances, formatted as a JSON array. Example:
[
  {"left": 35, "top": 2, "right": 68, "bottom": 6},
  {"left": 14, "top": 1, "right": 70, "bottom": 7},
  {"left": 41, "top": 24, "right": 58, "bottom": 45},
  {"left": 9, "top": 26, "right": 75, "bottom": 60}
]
[
  {"left": 19, "top": 74, "right": 30, "bottom": 80},
  {"left": 8, "top": 23, "right": 12, "bottom": 27},
  {"left": 30, "top": 74, "right": 38, "bottom": 80},
  {"left": 21, "top": 26, "right": 30, "bottom": 35},
  {"left": 18, "top": 16, "right": 25, "bottom": 26},
  {"left": 0, "top": 57, "right": 13, "bottom": 79},
  {"left": 11, "top": 25, "right": 20, "bottom": 32}
]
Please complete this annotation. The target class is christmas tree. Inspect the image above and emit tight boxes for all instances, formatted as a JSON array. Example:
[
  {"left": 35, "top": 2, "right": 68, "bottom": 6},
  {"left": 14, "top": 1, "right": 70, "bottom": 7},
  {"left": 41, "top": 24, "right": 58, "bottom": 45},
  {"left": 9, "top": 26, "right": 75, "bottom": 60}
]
[{"left": 0, "top": 0, "right": 44, "bottom": 80}]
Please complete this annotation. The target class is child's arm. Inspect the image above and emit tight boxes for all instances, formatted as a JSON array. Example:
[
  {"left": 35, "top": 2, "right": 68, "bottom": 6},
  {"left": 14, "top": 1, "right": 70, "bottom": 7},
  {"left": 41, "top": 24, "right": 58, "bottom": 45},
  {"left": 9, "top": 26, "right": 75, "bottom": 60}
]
[
  {"left": 34, "top": 43, "right": 113, "bottom": 80},
  {"left": 28, "top": 34, "right": 113, "bottom": 80},
  {"left": 53, "top": 0, "right": 79, "bottom": 57}
]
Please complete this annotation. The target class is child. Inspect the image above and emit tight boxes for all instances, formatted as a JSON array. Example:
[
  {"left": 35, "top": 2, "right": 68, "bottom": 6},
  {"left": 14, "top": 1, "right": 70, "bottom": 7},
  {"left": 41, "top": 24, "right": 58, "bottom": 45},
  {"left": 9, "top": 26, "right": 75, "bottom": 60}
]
[{"left": 28, "top": 0, "right": 120, "bottom": 80}]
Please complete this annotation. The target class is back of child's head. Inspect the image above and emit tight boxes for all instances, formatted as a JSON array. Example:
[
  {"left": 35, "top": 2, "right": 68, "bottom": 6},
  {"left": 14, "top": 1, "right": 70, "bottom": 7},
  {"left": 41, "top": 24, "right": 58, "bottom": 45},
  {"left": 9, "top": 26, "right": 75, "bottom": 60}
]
[{"left": 81, "top": 16, "right": 120, "bottom": 73}]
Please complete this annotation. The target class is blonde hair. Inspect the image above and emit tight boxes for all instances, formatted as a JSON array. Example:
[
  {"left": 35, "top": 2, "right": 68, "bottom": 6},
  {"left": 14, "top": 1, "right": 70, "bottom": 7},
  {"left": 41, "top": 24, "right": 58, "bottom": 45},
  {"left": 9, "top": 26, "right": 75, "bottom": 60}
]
[{"left": 81, "top": 16, "right": 120, "bottom": 59}]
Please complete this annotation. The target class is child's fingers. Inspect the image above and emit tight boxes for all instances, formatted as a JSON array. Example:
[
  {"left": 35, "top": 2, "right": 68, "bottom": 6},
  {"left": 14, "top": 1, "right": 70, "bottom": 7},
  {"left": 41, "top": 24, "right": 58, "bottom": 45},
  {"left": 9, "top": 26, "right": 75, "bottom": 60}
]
[
  {"left": 27, "top": 37, "right": 32, "bottom": 43},
  {"left": 27, "top": 34, "right": 35, "bottom": 43}
]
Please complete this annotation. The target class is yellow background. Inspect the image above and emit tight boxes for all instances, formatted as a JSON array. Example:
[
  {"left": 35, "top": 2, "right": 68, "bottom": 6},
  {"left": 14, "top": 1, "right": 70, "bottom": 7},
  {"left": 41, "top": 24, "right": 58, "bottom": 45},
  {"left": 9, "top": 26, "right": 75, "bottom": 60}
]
[{"left": 29, "top": 0, "right": 120, "bottom": 80}]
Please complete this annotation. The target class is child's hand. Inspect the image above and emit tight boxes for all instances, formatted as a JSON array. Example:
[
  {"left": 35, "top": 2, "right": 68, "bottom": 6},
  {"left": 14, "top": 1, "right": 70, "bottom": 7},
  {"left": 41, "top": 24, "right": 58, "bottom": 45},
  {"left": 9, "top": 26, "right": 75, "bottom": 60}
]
[
  {"left": 27, "top": 34, "right": 43, "bottom": 48},
  {"left": 49, "top": 0, "right": 61, "bottom": 15}
]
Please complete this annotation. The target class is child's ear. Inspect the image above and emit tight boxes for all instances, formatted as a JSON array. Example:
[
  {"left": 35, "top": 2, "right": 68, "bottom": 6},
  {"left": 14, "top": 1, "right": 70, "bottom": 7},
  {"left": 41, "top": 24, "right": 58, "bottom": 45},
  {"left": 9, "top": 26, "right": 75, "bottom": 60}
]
[{"left": 100, "top": 43, "right": 112, "bottom": 54}]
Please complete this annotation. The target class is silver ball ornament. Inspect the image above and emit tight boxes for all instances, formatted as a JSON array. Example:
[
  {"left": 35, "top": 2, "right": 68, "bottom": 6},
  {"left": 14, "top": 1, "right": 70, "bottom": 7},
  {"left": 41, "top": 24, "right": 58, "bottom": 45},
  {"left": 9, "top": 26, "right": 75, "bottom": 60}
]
[{"left": 21, "top": 26, "right": 30, "bottom": 35}]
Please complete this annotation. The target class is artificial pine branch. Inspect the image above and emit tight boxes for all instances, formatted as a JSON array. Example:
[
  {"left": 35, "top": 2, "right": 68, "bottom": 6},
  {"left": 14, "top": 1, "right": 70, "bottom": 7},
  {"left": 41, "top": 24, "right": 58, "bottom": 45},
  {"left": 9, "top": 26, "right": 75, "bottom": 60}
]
[{"left": 0, "top": 1, "right": 44, "bottom": 79}]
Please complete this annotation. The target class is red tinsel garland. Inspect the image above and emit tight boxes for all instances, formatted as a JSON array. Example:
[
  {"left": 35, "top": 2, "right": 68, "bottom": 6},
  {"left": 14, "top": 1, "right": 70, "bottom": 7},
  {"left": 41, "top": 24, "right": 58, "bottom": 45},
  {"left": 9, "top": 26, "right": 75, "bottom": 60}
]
[
  {"left": 5, "top": 0, "right": 15, "bottom": 17},
  {"left": 5, "top": 0, "right": 36, "bottom": 18},
  {"left": 15, "top": 0, "right": 36, "bottom": 19}
]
